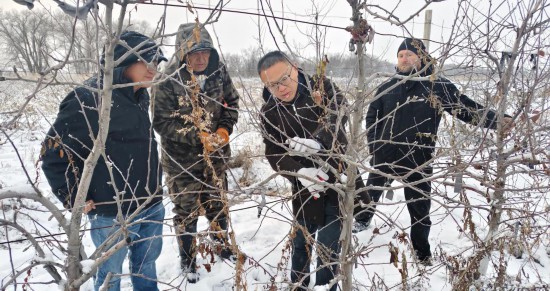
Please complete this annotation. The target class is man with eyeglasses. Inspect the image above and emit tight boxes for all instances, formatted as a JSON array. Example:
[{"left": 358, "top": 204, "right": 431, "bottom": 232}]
[
  {"left": 257, "top": 51, "right": 371, "bottom": 290},
  {"left": 152, "top": 23, "right": 240, "bottom": 283}
]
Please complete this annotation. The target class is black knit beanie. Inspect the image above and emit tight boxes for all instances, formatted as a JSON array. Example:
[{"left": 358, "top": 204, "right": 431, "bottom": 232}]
[
  {"left": 397, "top": 38, "right": 427, "bottom": 56},
  {"left": 101, "top": 31, "right": 168, "bottom": 68}
]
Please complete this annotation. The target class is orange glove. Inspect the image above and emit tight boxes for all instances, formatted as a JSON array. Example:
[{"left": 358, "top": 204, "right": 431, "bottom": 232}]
[
  {"left": 216, "top": 128, "right": 230, "bottom": 144},
  {"left": 199, "top": 128, "right": 230, "bottom": 152}
]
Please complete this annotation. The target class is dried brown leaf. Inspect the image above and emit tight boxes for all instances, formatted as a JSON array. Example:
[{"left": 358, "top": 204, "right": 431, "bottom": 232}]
[{"left": 187, "top": 2, "right": 194, "bottom": 14}]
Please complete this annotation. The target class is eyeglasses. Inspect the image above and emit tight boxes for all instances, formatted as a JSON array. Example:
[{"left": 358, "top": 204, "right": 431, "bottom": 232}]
[{"left": 265, "top": 66, "right": 293, "bottom": 92}]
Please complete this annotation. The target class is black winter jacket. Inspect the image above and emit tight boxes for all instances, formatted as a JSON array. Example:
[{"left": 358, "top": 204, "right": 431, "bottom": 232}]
[
  {"left": 41, "top": 67, "right": 162, "bottom": 216},
  {"left": 366, "top": 70, "right": 501, "bottom": 166},
  {"left": 261, "top": 71, "right": 348, "bottom": 224}
]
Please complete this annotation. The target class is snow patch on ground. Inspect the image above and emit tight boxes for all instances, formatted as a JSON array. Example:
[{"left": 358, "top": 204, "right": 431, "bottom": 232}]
[{"left": 1, "top": 78, "right": 549, "bottom": 290}]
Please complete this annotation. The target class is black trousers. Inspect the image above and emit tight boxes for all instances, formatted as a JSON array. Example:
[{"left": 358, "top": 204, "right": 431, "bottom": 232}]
[
  {"left": 364, "top": 148, "right": 433, "bottom": 259},
  {"left": 291, "top": 200, "right": 341, "bottom": 291}
]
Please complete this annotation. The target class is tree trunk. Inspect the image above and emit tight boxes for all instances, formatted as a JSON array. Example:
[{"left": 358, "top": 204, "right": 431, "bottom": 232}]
[
  {"left": 66, "top": 2, "right": 118, "bottom": 290},
  {"left": 340, "top": 2, "right": 366, "bottom": 290}
]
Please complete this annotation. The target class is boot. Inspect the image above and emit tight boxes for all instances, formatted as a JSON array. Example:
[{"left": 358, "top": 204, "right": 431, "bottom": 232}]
[
  {"left": 415, "top": 250, "right": 433, "bottom": 266},
  {"left": 174, "top": 216, "right": 199, "bottom": 283},
  {"left": 211, "top": 219, "right": 247, "bottom": 263},
  {"left": 210, "top": 219, "right": 231, "bottom": 260},
  {"left": 352, "top": 217, "right": 372, "bottom": 233},
  {"left": 353, "top": 202, "right": 376, "bottom": 234}
]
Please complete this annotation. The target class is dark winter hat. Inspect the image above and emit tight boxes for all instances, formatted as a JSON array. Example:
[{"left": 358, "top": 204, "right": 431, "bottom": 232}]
[
  {"left": 397, "top": 38, "right": 427, "bottom": 56},
  {"left": 110, "top": 31, "right": 168, "bottom": 68}
]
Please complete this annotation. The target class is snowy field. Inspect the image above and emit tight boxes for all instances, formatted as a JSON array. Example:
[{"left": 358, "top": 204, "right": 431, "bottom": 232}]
[{"left": 1, "top": 77, "right": 549, "bottom": 290}]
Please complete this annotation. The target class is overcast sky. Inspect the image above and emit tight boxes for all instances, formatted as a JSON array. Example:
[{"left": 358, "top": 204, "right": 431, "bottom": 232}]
[{"left": 4, "top": 0, "right": 493, "bottom": 63}]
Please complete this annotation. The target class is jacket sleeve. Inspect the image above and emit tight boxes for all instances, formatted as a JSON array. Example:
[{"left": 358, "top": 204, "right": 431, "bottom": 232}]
[
  {"left": 217, "top": 66, "right": 240, "bottom": 134},
  {"left": 438, "top": 80, "right": 500, "bottom": 129},
  {"left": 261, "top": 112, "right": 304, "bottom": 176},
  {"left": 312, "top": 77, "right": 348, "bottom": 152},
  {"left": 41, "top": 88, "right": 96, "bottom": 207},
  {"left": 366, "top": 88, "right": 384, "bottom": 152},
  {"left": 152, "top": 79, "right": 200, "bottom": 146}
]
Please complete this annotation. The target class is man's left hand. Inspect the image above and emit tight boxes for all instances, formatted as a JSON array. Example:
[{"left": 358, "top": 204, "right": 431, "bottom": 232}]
[
  {"left": 200, "top": 128, "right": 230, "bottom": 152},
  {"left": 297, "top": 167, "right": 329, "bottom": 198},
  {"left": 83, "top": 200, "right": 96, "bottom": 214}
]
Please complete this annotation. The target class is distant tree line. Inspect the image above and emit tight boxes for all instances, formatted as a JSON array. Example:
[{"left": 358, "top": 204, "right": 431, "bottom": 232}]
[
  {"left": 220, "top": 48, "right": 394, "bottom": 78},
  {"left": 0, "top": 8, "right": 156, "bottom": 74}
]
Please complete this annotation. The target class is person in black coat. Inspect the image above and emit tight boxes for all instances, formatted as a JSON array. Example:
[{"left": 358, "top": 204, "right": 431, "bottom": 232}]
[
  {"left": 258, "top": 51, "right": 370, "bottom": 290},
  {"left": 364, "top": 38, "right": 513, "bottom": 265},
  {"left": 41, "top": 31, "right": 168, "bottom": 290}
]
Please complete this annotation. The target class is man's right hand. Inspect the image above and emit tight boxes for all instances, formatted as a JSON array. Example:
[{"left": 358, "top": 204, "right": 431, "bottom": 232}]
[
  {"left": 287, "top": 137, "right": 322, "bottom": 155},
  {"left": 297, "top": 168, "right": 329, "bottom": 198}
]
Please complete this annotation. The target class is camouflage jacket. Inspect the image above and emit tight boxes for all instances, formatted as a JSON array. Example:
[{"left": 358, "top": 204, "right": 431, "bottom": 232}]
[{"left": 152, "top": 24, "right": 240, "bottom": 176}]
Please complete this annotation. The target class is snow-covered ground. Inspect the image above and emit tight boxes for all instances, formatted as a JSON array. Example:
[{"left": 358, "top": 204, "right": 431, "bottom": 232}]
[{"left": 1, "top": 78, "right": 549, "bottom": 290}]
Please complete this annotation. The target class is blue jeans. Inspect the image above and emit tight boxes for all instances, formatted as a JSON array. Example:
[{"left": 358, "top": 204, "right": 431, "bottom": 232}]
[
  {"left": 291, "top": 201, "right": 341, "bottom": 291},
  {"left": 89, "top": 202, "right": 165, "bottom": 291}
]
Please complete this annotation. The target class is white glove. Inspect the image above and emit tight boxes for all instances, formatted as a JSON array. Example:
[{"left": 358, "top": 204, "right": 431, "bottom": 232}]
[
  {"left": 339, "top": 173, "right": 348, "bottom": 183},
  {"left": 297, "top": 167, "right": 329, "bottom": 198},
  {"left": 287, "top": 137, "right": 322, "bottom": 155}
]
